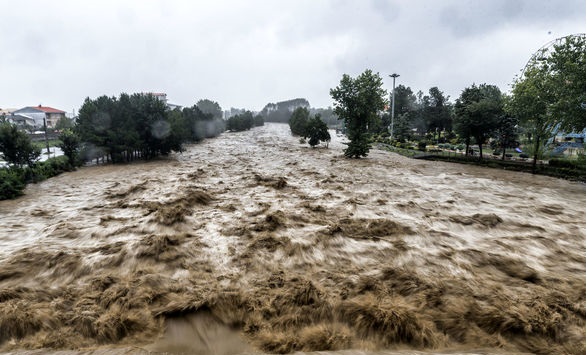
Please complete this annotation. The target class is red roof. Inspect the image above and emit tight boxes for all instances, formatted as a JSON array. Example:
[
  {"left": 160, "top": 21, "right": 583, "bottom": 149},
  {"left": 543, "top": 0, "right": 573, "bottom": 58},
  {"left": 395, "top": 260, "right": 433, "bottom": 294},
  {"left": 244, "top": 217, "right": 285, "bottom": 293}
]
[{"left": 31, "top": 105, "right": 66, "bottom": 113}]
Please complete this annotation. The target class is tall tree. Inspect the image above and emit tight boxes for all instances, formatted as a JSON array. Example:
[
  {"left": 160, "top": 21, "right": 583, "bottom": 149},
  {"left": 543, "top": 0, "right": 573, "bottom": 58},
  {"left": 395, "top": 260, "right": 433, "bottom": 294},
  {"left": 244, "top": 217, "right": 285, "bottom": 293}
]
[
  {"left": 304, "top": 114, "right": 331, "bottom": 147},
  {"left": 289, "top": 107, "right": 310, "bottom": 136},
  {"left": 454, "top": 84, "right": 504, "bottom": 159},
  {"left": 330, "top": 69, "right": 387, "bottom": 158},
  {"left": 509, "top": 34, "right": 586, "bottom": 170},
  {"left": 196, "top": 99, "right": 223, "bottom": 120},
  {"left": 58, "top": 129, "right": 81, "bottom": 167},
  {"left": 0, "top": 122, "right": 41, "bottom": 168}
]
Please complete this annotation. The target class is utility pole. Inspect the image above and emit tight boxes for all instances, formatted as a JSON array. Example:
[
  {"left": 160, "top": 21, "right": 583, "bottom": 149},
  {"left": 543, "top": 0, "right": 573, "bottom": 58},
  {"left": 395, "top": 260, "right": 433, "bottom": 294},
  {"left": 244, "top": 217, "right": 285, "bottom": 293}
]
[
  {"left": 389, "top": 73, "right": 400, "bottom": 139},
  {"left": 43, "top": 116, "right": 50, "bottom": 157}
]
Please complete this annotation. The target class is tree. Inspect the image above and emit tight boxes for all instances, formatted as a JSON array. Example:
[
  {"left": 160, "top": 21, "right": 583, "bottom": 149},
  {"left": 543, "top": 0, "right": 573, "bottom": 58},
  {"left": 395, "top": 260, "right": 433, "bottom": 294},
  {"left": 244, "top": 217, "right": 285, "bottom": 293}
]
[
  {"left": 0, "top": 122, "right": 41, "bottom": 168},
  {"left": 547, "top": 35, "right": 586, "bottom": 132},
  {"left": 58, "top": 129, "right": 81, "bottom": 166},
  {"left": 454, "top": 84, "right": 504, "bottom": 159},
  {"left": 304, "top": 115, "right": 331, "bottom": 147},
  {"left": 494, "top": 113, "right": 519, "bottom": 160},
  {"left": 424, "top": 87, "right": 453, "bottom": 142},
  {"left": 196, "top": 99, "right": 223, "bottom": 119},
  {"left": 509, "top": 34, "right": 586, "bottom": 170},
  {"left": 55, "top": 116, "right": 73, "bottom": 131},
  {"left": 289, "top": 107, "right": 310, "bottom": 136},
  {"left": 330, "top": 69, "right": 387, "bottom": 158}
]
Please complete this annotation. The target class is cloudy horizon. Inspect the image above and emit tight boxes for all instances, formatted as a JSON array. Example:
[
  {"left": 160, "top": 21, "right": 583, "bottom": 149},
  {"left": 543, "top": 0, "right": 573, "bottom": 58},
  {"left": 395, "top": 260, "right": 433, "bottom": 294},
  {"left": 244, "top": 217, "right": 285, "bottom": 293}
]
[{"left": 0, "top": 0, "right": 584, "bottom": 114}]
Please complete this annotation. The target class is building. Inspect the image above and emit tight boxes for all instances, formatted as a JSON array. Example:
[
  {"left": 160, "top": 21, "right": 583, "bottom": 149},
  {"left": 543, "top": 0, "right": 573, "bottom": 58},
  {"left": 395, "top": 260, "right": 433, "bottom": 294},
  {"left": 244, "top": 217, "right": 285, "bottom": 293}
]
[
  {"left": 12, "top": 105, "right": 66, "bottom": 129},
  {"left": 7, "top": 114, "right": 36, "bottom": 131},
  {"left": 146, "top": 92, "right": 182, "bottom": 110}
]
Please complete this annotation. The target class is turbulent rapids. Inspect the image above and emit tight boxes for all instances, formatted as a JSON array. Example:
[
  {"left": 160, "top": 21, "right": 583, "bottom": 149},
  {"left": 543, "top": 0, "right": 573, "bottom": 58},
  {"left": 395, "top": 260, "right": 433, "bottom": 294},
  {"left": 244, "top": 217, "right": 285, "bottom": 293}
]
[{"left": 0, "top": 123, "right": 585, "bottom": 354}]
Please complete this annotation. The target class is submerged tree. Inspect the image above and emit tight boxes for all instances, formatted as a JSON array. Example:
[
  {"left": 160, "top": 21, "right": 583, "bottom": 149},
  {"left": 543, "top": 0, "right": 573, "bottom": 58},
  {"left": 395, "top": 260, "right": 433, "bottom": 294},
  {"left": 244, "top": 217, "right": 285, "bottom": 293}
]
[
  {"left": 289, "top": 107, "right": 310, "bottom": 136},
  {"left": 304, "top": 115, "right": 331, "bottom": 148},
  {"left": 330, "top": 69, "right": 387, "bottom": 158}
]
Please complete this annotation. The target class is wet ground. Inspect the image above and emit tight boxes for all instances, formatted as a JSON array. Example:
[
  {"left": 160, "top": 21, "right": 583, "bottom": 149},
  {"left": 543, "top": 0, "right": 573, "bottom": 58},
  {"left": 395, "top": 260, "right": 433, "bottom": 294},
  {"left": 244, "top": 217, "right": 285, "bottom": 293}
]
[{"left": 0, "top": 123, "right": 584, "bottom": 354}]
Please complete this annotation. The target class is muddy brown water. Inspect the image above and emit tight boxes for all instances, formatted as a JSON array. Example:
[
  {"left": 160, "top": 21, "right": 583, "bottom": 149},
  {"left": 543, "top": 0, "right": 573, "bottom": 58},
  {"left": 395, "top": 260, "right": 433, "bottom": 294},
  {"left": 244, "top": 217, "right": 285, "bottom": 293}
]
[{"left": 0, "top": 123, "right": 584, "bottom": 355}]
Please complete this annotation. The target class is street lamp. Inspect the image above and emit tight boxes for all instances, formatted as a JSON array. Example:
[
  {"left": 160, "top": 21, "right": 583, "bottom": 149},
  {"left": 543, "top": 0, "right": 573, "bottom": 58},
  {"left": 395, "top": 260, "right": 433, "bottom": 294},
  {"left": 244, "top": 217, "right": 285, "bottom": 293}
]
[{"left": 389, "top": 73, "right": 400, "bottom": 139}]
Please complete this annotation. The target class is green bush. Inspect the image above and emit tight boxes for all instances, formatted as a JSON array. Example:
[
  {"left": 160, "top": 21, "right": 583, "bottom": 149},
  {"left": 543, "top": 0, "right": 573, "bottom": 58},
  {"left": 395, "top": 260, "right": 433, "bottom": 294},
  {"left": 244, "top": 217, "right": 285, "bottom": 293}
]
[
  {"left": 0, "top": 168, "right": 26, "bottom": 200},
  {"left": 549, "top": 158, "right": 581, "bottom": 169},
  {"left": 417, "top": 141, "right": 427, "bottom": 151}
]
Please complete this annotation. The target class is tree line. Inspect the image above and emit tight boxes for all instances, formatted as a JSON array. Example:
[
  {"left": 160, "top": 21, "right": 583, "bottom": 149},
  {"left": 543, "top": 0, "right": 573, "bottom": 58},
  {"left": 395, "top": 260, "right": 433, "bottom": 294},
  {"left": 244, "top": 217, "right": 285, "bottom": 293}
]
[
  {"left": 0, "top": 94, "right": 250, "bottom": 200},
  {"left": 329, "top": 34, "right": 585, "bottom": 166}
]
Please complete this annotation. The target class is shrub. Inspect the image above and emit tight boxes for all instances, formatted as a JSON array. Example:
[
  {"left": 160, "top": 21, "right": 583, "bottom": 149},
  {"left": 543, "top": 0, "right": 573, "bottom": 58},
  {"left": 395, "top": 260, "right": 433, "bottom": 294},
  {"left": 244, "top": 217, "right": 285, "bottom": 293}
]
[
  {"left": 0, "top": 168, "right": 26, "bottom": 200},
  {"left": 549, "top": 158, "right": 581, "bottom": 169},
  {"left": 519, "top": 153, "right": 529, "bottom": 159},
  {"left": 417, "top": 141, "right": 427, "bottom": 151}
]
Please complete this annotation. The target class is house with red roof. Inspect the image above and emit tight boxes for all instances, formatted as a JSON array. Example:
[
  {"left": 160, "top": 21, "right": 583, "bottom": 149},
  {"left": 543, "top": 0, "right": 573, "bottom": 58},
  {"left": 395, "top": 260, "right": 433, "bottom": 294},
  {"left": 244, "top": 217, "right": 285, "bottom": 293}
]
[{"left": 12, "top": 105, "right": 67, "bottom": 129}]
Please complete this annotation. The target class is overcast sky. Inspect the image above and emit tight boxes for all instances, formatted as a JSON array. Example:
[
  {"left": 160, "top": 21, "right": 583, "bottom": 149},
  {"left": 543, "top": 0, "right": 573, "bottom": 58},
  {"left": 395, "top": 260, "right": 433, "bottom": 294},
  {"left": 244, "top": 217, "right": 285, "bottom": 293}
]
[{"left": 0, "top": 0, "right": 584, "bottom": 114}]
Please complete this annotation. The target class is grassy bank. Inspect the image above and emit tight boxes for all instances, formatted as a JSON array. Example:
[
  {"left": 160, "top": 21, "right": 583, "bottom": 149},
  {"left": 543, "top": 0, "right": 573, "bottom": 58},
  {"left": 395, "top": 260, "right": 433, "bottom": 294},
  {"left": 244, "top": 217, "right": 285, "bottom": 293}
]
[{"left": 378, "top": 144, "right": 586, "bottom": 182}]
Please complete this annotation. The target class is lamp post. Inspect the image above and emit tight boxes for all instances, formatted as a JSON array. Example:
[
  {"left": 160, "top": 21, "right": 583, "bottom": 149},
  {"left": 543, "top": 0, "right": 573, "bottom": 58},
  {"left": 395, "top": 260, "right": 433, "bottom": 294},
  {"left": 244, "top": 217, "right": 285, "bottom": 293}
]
[{"left": 389, "top": 73, "right": 400, "bottom": 139}]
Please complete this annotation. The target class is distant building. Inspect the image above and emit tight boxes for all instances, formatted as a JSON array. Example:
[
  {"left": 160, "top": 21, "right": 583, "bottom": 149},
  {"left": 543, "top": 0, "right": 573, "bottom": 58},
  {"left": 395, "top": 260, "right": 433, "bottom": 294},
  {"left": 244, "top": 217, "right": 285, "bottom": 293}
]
[
  {"left": 12, "top": 105, "right": 66, "bottom": 129},
  {"left": 146, "top": 92, "right": 182, "bottom": 110},
  {"left": 0, "top": 108, "right": 17, "bottom": 117},
  {"left": 7, "top": 114, "right": 36, "bottom": 131}
]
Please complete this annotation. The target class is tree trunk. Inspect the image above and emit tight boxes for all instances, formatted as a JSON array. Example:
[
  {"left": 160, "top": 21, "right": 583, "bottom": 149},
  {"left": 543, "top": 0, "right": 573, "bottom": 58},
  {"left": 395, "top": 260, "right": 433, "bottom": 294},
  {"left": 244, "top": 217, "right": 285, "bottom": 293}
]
[
  {"left": 478, "top": 142, "right": 483, "bottom": 161},
  {"left": 501, "top": 139, "right": 506, "bottom": 161},
  {"left": 532, "top": 135, "right": 540, "bottom": 173},
  {"left": 465, "top": 137, "right": 470, "bottom": 157}
]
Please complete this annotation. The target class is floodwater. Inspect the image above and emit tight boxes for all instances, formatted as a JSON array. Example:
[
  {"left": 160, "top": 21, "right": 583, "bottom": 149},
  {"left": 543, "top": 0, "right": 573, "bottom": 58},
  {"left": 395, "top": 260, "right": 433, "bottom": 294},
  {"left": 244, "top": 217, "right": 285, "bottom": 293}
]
[{"left": 0, "top": 123, "right": 584, "bottom": 355}]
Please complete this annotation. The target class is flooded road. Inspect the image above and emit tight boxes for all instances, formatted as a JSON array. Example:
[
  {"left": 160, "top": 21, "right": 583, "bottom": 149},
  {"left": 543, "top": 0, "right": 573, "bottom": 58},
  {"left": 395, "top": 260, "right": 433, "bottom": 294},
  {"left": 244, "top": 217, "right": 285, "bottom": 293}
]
[{"left": 0, "top": 123, "right": 584, "bottom": 354}]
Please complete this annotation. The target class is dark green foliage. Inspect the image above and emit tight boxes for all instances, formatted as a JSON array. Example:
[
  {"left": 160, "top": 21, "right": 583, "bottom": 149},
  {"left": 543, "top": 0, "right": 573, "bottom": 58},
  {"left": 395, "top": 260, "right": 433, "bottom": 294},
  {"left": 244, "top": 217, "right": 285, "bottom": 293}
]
[
  {"left": 0, "top": 168, "right": 26, "bottom": 200},
  {"left": 330, "top": 69, "right": 387, "bottom": 158},
  {"left": 196, "top": 99, "right": 223, "bottom": 119},
  {"left": 494, "top": 114, "right": 519, "bottom": 160},
  {"left": 58, "top": 129, "right": 81, "bottom": 167},
  {"left": 509, "top": 34, "right": 585, "bottom": 170},
  {"left": 226, "top": 111, "right": 255, "bottom": 132},
  {"left": 417, "top": 141, "right": 427, "bottom": 151},
  {"left": 289, "top": 107, "right": 310, "bottom": 136},
  {"left": 0, "top": 122, "right": 41, "bottom": 168},
  {"left": 0, "top": 156, "right": 76, "bottom": 200},
  {"left": 254, "top": 114, "right": 265, "bottom": 127},
  {"left": 304, "top": 115, "right": 331, "bottom": 147},
  {"left": 454, "top": 84, "right": 504, "bottom": 159},
  {"left": 75, "top": 94, "right": 199, "bottom": 163}
]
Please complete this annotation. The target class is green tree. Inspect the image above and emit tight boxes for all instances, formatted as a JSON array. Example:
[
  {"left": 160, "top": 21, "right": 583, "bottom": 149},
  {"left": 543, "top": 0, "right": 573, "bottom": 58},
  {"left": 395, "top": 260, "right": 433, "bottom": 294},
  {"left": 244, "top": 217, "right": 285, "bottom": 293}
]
[
  {"left": 289, "top": 107, "right": 310, "bottom": 136},
  {"left": 330, "top": 69, "right": 387, "bottom": 158},
  {"left": 509, "top": 34, "right": 586, "bottom": 170},
  {"left": 58, "top": 129, "right": 81, "bottom": 167},
  {"left": 454, "top": 84, "right": 504, "bottom": 159},
  {"left": 494, "top": 113, "right": 519, "bottom": 161},
  {"left": 0, "top": 122, "right": 41, "bottom": 168},
  {"left": 196, "top": 99, "right": 223, "bottom": 119},
  {"left": 547, "top": 35, "right": 586, "bottom": 132},
  {"left": 55, "top": 116, "right": 73, "bottom": 131},
  {"left": 304, "top": 115, "right": 331, "bottom": 147}
]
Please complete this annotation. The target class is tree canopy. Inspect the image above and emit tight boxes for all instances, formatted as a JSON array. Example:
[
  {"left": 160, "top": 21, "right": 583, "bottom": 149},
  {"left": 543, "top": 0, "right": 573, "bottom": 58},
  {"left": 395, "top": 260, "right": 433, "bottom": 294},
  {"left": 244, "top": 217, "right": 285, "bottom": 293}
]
[
  {"left": 454, "top": 84, "right": 504, "bottom": 159},
  {"left": 304, "top": 114, "right": 331, "bottom": 148},
  {"left": 330, "top": 69, "right": 387, "bottom": 158},
  {"left": 0, "top": 122, "right": 40, "bottom": 168},
  {"left": 509, "top": 34, "right": 585, "bottom": 168}
]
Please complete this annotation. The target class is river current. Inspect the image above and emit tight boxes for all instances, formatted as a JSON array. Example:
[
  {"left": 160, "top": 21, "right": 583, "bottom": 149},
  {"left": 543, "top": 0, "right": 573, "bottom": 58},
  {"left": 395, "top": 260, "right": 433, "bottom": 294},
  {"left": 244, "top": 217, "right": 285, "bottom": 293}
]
[{"left": 0, "top": 123, "right": 584, "bottom": 354}]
